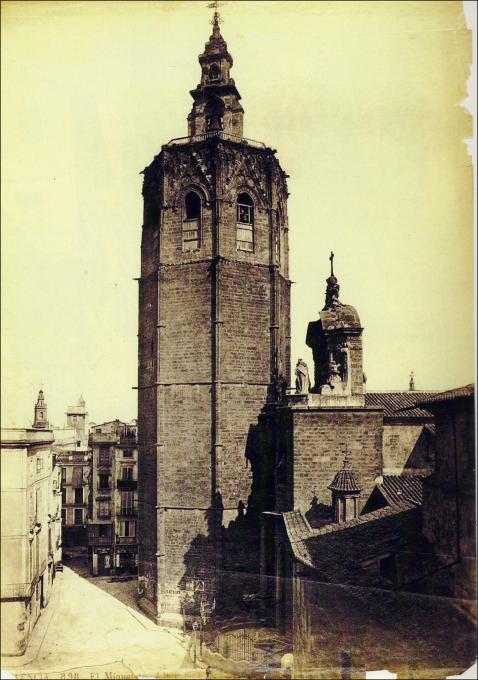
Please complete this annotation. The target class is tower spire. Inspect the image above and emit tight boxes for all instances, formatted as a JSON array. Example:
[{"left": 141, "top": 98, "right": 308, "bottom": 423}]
[
  {"left": 33, "top": 388, "right": 49, "bottom": 429},
  {"left": 188, "top": 2, "right": 243, "bottom": 137},
  {"left": 208, "top": 1, "right": 224, "bottom": 37}
]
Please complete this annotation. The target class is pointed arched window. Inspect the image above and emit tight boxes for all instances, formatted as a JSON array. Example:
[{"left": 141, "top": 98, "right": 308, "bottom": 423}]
[
  {"left": 236, "top": 192, "right": 254, "bottom": 252},
  {"left": 183, "top": 191, "right": 201, "bottom": 251}
]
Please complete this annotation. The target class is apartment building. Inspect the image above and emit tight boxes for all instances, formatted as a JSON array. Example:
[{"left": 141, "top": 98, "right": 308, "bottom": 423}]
[
  {"left": 88, "top": 420, "right": 138, "bottom": 575},
  {"left": 1, "top": 393, "right": 62, "bottom": 655}
]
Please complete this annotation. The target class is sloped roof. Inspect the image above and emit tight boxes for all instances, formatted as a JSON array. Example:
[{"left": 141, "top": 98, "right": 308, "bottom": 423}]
[
  {"left": 283, "top": 502, "right": 417, "bottom": 571},
  {"left": 328, "top": 468, "right": 362, "bottom": 493},
  {"left": 414, "top": 384, "right": 474, "bottom": 406},
  {"left": 365, "top": 392, "right": 438, "bottom": 419},
  {"left": 379, "top": 475, "right": 424, "bottom": 506}
]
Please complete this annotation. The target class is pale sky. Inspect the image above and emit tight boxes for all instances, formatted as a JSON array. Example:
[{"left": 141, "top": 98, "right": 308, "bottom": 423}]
[{"left": 1, "top": 0, "right": 475, "bottom": 427}]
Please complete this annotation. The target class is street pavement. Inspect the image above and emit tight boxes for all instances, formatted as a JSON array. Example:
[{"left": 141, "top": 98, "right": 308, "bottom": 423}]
[{"left": 1, "top": 566, "right": 206, "bottom": 679}]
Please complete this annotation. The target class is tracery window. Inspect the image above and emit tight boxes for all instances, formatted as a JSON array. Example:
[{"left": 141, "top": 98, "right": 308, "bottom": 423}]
[
  {"left": 183, "top": 191, "right": 201, "bottom": 251},
  {"left": 236, "top": 192, "right": 254, "bottom": 252}
]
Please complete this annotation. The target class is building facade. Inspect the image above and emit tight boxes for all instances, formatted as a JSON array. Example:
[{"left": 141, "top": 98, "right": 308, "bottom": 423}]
[
  {"left": 137, "top": 11, "right": 290, "bottom": 624},
  {"left": 88, "top": 420, "right": 138, "bottom": 575},
  {"left": 1, "top": 393, "right": 62, "bottom": 656}
]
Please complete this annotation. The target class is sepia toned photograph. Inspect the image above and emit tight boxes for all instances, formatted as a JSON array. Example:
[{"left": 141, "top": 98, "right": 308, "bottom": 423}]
[{"left": 1, "top": 1, "right": 476, "bottom": 678}]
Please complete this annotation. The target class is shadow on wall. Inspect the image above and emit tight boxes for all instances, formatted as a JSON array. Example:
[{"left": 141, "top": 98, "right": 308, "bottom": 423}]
[
  {"left": 404, "top": 427, "right": 436, "bottom": 470},
  {"left": 305, "top": 495, "right": 333, "bottom": 528},
  {"left": 180, "top": 420, "right": 276, "bottom": 618}
]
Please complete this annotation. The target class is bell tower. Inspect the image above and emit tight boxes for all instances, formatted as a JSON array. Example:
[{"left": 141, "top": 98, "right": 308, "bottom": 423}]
[
  {"left": 188, "top": 10, "right": 244, "bottom": 137},
  {"left": 33, "top": 389, "right": 49, "bottom": 429},
  {"left": 137, "top": 8, "right": 291, "bottom": 625}
]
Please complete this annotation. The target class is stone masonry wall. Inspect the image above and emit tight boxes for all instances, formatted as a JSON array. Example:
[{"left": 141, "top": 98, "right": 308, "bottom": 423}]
[{"left": 285, "top": 409, "right": 383, "bottom": 516}]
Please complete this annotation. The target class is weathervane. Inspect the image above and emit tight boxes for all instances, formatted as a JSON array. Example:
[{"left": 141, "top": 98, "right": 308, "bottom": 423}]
[
  {"left": 329, "top": 251, "right": 335, "bottom": 277},
  {"left": 207, "top": 1, "right": 225, "bottom": 25}
]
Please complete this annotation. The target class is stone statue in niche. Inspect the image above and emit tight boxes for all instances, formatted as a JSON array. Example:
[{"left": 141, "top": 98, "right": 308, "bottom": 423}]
[
  {"left": 295, "top": 359, "right": 310, "bottom": 394},
  {"left": 338, "top": 341, "right": 350, "bottom": 386}
]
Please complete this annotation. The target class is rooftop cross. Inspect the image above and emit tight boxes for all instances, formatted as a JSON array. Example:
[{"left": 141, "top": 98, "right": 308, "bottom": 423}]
[{"left": 329, "top": 251, "right": 335, "bottom": 277}]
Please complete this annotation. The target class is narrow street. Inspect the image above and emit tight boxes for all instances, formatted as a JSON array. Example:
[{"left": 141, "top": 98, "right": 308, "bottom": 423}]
[{"left": 2, "top": 566, "right": 204, "bottom": 679}]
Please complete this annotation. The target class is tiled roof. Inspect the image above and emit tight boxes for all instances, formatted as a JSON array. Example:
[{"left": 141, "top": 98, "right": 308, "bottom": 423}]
[
  {"left": 283, "top": 502, "right": 416, "bottom": 570},
  {"left": 328, "top": 468, "right": 361, "bottom": 493},
  {"left": 379, "top": 475, "right": 424, "bottom": 506},
  {"left": 365, "top": 392, "right": 438, "bottom": 418},
  {"left": 283, "top": 510, "right": 314, "bottom": 567},
  {"left": 414, "top": 384, "right": 474, "bottom": 405}
]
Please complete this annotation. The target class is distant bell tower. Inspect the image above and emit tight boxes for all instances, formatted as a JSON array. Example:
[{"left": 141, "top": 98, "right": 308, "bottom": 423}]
[
  {"left": 137, "top": 7, "right": 291, "bottom": 626},
  {"left": 33, "top": 389, "right": 49, "bottom": 429}
]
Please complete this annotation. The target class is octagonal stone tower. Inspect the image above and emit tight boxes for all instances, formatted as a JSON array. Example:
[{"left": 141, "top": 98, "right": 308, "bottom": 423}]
[{"left": 137, "top": 12, "right": 291, "bottom": 625}]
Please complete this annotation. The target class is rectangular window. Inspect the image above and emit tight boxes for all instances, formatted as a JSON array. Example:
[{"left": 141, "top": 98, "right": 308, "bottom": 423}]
[
  {"left": 182, "top": 219, "right": 200, "bottom": 251},
  {"left": 36, "top": 457, "right": 43, "bottom": 473},
  {"left": 74, "top": 509, "right": 83, "bottom": 525},
  {"left": 99, "top": 474, "right": 109, "bottom": 490},
  {"left": 119, "top": 521, "right": 136, "bottom": 537},
  {"left": 236, "top": 199, "right": 254, "bottom": 252},
  {"left": 71, "top": 465, "right": 83, "bottom": 488},
  {"left": 120, "top": 491, "right": 134, "bottom": 516},
  {"left": 99, "top": 448, "right": 110, "bottom": 467},
  {"left": 74, "top": 488, "right": 83, "bottom": 505},
  {"left": 99, "top": 524, "right": 109, "bottom": 537},
  {"left": 123, "top": 450, "right": 132, "bottom": 458},
  {"left": 98, "top": 500, "right": 110, "bottom": 518},
  {"left": 61, "top": 467, "right": 66, "bottom": 483},
  {"left": 62, "top": 487, "right": 66, "bottom": 505},
  {"left": 122, "top": 466, "right": 133, "bottom": 481},
  {"left": 61, "top": 508, "right": 66, "bottom": 522}
]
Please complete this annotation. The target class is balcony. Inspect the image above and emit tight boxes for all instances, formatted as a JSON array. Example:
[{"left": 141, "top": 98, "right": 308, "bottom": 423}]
[
  {"left": 166, "top": 131, "right": 267, "bottom": 149},
  {"left": 117, "top": 479, "right": 137, "bottom": 491},
  {"left": 116, "top": 536, "right": 137, "bottom": 545},
  {"left": 117, "top": 507, "right": 137, "bottom": 518},
  {"left": 88, "top": 535, "right": 112, "bottom": 547}
]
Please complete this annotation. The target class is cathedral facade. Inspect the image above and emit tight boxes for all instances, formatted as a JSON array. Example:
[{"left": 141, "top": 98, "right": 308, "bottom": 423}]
[{"left": 137, "top": 13, "right": 291, "bottom": 624}]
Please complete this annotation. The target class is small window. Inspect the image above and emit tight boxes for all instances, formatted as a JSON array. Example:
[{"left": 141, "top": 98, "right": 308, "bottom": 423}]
[
  {"left": 183, "top": 191, "right": 201, "bottom": 251},
  {"left": 210, "top": 63, "right": 220, "bottom": 81},
  {"left": 120, "top": 520, "right": 136, "bottom": 538},
  {"left": 98, "top": 500, "right": 110, "bottom": 518},
  {"left": 61, "top": 508, "right": 66, "bottom": 522},
  {"left": 74, "top": 488, "right": 83, "bottom": 504},
  {"left": 123, "top": 450, "right": 132, "bottom": 458},
  {"left": 236, "top": 193, "right": 254, "bottom": 252},
  {"left": 36, "top": 458, "right": 43, "bottom": 473},
  {"left": 99, "top": 474, "right": 109, "bottom": 490},
  {"left": 99, "top": 524, "right": 109, "bottom": 537},
  {"left": 74, "top": 509, "right": 83, "bottom": 525},
  {"left": 122, "top": 466, "right": 133, "bottom": 481},
  {"left": 61, "top": 467, "right": 66, "bottom": 483},
  {"left": 99, "top": 448, "right": 110, "bottom": 467},
  {"left": 62, "top": 488, "right": 66, "bottom": 505}
]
